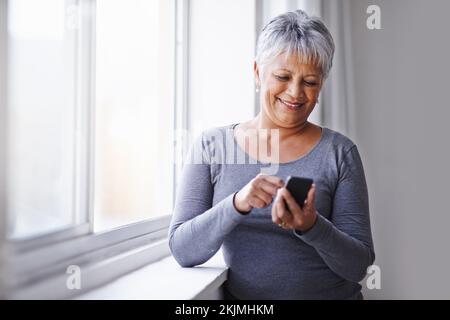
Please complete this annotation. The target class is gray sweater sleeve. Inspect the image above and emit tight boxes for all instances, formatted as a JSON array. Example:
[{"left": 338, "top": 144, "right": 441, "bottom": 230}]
[
  {"left": 168, "top": 134, "right": 246, "bottom": 267},
  {"left": 294, "top": 145, "right": 375, "bottom": 282}
]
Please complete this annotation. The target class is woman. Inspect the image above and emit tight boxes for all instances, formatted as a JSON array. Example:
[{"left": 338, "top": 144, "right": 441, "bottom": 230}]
[{"left": 169, "top": 10, "right": 375, "bottom": 300}]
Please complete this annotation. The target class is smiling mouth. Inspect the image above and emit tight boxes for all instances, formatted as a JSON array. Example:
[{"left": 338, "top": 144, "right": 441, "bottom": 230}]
[{"left": 278, "top": 98, "right": 304, "bottom": 110}]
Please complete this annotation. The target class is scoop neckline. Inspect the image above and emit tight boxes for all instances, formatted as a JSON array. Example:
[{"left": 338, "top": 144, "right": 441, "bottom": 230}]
[{"left": 230, "top": 123, "right": 328, "bottom": 165}]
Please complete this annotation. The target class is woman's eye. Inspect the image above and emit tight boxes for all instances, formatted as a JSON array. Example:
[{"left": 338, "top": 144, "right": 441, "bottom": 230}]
[
  {"left": 275, "top": 75, "right": 289, "bottom": 81},
  {"left": 304, "top": 81, "right": 318, "bottom": 87}
]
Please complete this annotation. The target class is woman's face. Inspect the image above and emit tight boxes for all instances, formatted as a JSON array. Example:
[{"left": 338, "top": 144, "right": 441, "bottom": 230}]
[{"left": 255, "top": 53, "right": 323, "bottom": 128}]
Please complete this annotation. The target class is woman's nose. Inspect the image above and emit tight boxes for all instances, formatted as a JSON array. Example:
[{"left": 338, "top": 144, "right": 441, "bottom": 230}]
[{"left": 286, "top": 82, "right": 305, "bottom": 101}]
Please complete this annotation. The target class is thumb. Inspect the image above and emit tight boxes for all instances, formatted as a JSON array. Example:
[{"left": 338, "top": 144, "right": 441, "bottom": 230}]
[{"left": 304, "top": 184, "right": 316, "bottom": 210}]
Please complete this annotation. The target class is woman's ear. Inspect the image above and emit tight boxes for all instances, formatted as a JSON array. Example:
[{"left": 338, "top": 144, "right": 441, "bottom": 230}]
[{"left": 254, "top": 61, "right": 261, "bottom": 89}]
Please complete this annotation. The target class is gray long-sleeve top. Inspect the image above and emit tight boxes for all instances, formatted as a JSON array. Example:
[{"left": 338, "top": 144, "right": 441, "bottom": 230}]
[{"left": 169, "top": 124, "right": 375, "bottom": 299}]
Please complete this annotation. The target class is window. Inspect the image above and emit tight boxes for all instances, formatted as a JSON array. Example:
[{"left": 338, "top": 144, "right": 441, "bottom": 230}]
[
  {"left": 6, "top": 0, "right": 89, "bottom": 239},
  {"left": 0, "top": 0, "right": 179, "bottom": 298},
  {"left": 94, "top": 0, "right": 175, "bottom": 231},
  {"left": 4, "top": 0, "right": 177, "bottom": 239}
]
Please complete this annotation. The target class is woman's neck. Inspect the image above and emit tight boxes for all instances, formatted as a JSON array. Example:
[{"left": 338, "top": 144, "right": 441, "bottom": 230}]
[{"left": 247, "top": 113, "right": 313, "bottom": 141}]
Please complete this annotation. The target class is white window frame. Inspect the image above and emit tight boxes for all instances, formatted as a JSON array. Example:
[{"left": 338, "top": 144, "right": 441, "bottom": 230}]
[
  {"left": 0, "top": 0, "right": 8, "bottom": 299},
  {"left": 173, "top": 0, "right": 190, "bottom": 198},
  {"left": 0, "top": 0, "right": 188, "bottom": 299}
]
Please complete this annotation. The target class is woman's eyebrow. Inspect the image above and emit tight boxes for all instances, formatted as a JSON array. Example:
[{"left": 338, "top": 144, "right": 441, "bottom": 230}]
[{"left": 274, "top": 68, "right": 292, "bottom": 73}]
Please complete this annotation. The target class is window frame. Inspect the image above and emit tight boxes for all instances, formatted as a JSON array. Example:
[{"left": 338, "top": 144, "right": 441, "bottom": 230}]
[
  {"left": 77, "top": 0, "right": 96, "bottom": 231},
  {"left": 6, "top": 216, "right": 171, "bottom": 299},
  {"left": 0, "top": 0, "right": 8, "bottom": 240},
  {"left": 0, "top": 1, "right": 8, "bottom": 294},
  {"left": 173, "top": 0, "right": 190, "bottom": 200},
  {"left": 0, "top": 0, "right": 188, "bottom": 299}
]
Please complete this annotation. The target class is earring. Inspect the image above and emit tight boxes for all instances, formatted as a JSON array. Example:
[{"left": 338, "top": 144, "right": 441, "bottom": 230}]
[{"left": 256, "top": 87, "right": 260, "bottom": 93}]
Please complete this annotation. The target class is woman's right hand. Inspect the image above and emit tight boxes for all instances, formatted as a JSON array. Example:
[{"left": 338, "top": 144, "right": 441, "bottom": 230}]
[{"left": 234, "top": 173, "right": 285, "bottom": 212}]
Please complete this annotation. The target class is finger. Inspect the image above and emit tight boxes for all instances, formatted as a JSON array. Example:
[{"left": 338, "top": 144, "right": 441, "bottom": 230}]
[
  {"left": 271, "top": 193, "right": 284, "bottom": 224},
  {"left": 250, "top": 179, "right": 275, "bottom": 199},
  {"left": 276, "top": 195, "right": 293, "bottom": 224},
  {"left": 254, "top": 189, "right": 274, "bottom": 206},
  {"left": 280, "top": 188, "right": 302, "bottom": 215},
  {"left": 258, "top": 180, "right": 281, "bottom": 196},
  {"left": 271, "top": 196, "right": 279, "bottom": 223},
  {"left": 248, "top": 196, "right": 266, "bottom": 209},
  {"left": 260, "top": 174, "right": 284, "bottom": 188},
  {"left": 276, "top": 199, "right": 294, "bottom": 229},
  {"left": 304, "top": 184, "right": 316, "bottom": 210},
  {"left": 249, "top": 188, "right": 275, "bottom": 208},
  {"left": 273, "top": 200, "right": 283, "bottom": 224}
]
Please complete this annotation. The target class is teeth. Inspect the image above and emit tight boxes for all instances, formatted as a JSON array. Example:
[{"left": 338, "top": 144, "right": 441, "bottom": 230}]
[{"left": 279, "top": 99, "right": 301, "bottom": 108}]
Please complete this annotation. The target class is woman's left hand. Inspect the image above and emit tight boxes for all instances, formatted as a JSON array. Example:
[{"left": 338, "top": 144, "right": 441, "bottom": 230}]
[{"left": 271, "top": 184, "right": 318, "bottom": 232}]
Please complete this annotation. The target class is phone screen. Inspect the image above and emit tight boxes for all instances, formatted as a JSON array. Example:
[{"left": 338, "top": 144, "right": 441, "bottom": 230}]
[{"left": 285, "top": 176, "right": 313, "bottom": 208}]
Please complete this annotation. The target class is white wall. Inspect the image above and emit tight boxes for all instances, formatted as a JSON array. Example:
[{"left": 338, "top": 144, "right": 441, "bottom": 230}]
[
  {"left": 344, "top": 0, "right": 450, "bottom": 299},
  {"left": 188, "top": 0, "right": 256, "bottom": 139}
]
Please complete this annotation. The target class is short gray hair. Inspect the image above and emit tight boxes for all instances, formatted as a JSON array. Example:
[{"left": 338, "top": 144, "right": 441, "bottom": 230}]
[{"left": 256, "top": 10, "right": 335, "bottom": 78}]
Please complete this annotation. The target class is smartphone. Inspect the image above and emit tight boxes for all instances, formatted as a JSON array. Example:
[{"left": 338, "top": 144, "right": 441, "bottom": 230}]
[{"left": 285, "top": 176, "right": 313, "bottom": 208}]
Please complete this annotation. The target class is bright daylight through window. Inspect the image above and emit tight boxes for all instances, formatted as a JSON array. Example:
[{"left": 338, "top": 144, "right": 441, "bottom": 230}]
[
  {"left": 6, "top": 0, "right": 81, "bottom": 239},
  {"left": 94, "top": 0, "right": 175, "bottom": 231},
  {"left": 5, "top": 0, "right": 176, "bottom": 239}
]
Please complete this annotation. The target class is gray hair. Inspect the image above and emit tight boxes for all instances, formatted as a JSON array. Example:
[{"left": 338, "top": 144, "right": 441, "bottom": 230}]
[{"left": 256, "top": 10, "right": 335, "bottom": 78}]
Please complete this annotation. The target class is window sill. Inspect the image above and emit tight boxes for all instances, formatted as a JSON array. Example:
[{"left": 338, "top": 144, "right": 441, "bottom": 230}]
[{"left": 75, "top": 251, "right": 228, "bottom": 300}]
